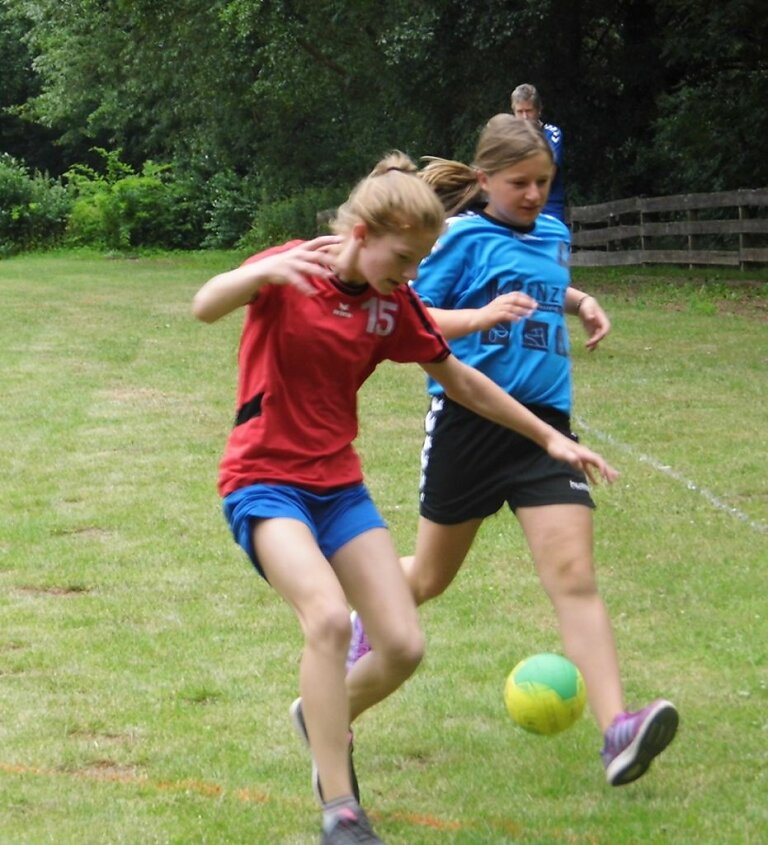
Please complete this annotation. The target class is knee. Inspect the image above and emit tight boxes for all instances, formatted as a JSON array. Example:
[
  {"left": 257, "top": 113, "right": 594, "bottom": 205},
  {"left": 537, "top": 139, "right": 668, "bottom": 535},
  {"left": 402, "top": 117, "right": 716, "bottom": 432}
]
[
  {"left": 377, "top": 624, "right": 425, "bottom": 675},
  {"left": 302, "top": 602, "right": 353, "bottom": 656},
  {"left": 411, "top": 569, "right": 450, "bottom": 604},
  {"left": 544, "top": 557, "right": 598, "bottom": 600}
]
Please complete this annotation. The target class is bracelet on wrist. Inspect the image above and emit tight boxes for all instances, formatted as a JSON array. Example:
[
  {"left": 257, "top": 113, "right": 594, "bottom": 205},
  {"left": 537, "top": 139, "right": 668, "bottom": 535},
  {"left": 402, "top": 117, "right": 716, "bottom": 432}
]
[{"left": 576, "top": 294, "right": 593, "bottom": 314}]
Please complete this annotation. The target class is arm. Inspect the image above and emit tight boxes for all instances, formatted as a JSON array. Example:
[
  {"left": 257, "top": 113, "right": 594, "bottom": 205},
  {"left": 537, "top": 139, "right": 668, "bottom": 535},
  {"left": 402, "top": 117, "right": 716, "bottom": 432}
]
[
  {"left": 565, "top": 287, "right": 611, "bottom": 351},
  {"left": 422, "top": 355, "right": 618, "bottom": 483},
  {"left": 428, "top": 286, "right": 608, "bottom": 349},
  {"left": 192, "top": 235, "right": 340, "bottom": 323},
  {"left": 427, "top": 291, "right": 537, "bottom": 340}
]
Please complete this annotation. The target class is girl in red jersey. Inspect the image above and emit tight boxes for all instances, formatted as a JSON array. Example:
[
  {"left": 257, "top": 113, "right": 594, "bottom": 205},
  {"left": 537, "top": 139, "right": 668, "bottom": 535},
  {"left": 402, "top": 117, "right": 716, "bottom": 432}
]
[{"left": 192, "top": 151, "right": 617, "bottom": 845}]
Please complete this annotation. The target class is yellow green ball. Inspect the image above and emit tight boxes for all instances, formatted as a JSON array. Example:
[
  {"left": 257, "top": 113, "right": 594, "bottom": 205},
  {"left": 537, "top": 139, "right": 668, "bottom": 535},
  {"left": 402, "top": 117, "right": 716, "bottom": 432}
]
[{"left": 504, "top": 653, "right": 586, "bottom": 736}]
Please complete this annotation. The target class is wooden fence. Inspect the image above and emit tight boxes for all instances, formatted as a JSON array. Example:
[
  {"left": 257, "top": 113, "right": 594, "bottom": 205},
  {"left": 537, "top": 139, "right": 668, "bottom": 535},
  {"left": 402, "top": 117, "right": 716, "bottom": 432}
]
[{"left": 568, "top": 188, "right": 768, "bottom": 269}]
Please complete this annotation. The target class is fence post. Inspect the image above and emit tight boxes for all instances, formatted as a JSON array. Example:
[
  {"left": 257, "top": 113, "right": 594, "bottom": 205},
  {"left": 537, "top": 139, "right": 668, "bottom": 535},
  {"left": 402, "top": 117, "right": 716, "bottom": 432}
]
[
  {"left": 687, "top": 208, "right": 698, "bottom": 269},
  {"left": 738, "top": 203, "right": 745, "bottom": 271}
]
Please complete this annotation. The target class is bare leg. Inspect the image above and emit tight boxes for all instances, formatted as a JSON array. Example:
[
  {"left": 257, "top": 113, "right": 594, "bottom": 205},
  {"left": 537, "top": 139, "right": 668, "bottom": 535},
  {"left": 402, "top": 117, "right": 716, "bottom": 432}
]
[
  {"left": 255, "top": 518, "right": 356, "bottom": 802},
  {"left": 400, "top": 516, "right": 483, "bottom": 605},
  {"left": 516, "top": 504, "right": 624, "bottom": 732},
  {"left": 333, "top": 528, "right": 425, "bottom": 722},
  {"left": 342, "top": 517, "right": 480, "bottom": 706}
]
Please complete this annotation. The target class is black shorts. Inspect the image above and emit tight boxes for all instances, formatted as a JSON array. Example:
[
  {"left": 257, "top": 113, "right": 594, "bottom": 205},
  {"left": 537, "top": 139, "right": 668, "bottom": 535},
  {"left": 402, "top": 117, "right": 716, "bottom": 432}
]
[{"left": 418, "top": 396, "right": 596, "bottom": 524}]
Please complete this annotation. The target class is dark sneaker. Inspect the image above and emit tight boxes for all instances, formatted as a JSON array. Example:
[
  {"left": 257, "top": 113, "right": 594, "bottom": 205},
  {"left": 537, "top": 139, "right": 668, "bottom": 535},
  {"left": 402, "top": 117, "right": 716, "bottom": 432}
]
[
  {"left": 289, "top": 697, "right": 360, "bottom": 803},
  {"left": 601, "top": 699, "right": 679, "bottom": 785},
  {"left": 321, "top": 806, "right": 385, "bottom": 844},
  {"left": 346, "top": 611, "right": 372, "bottom": 672}
]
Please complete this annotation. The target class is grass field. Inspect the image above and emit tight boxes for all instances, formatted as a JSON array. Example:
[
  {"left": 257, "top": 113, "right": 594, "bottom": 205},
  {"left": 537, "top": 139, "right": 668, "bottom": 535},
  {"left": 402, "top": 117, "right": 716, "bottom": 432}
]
[{"left": 1, "top": 251, "right": 766, "bottom": 844}]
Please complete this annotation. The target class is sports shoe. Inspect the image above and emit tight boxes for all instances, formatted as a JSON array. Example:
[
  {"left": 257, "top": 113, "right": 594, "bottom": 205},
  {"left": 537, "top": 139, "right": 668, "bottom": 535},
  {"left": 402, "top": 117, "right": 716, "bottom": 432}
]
[
  {"left": 601, "top": 699, "right": 679, "bottom": 786},
  {"left": 321, "top": 805, "right": 385, "bottom": 844},
  {"left": 289, "top": 697, "right": 360, "bottom": 803},
  {"left": 346, "top": 611, "right": 372, "bottom": 672}
]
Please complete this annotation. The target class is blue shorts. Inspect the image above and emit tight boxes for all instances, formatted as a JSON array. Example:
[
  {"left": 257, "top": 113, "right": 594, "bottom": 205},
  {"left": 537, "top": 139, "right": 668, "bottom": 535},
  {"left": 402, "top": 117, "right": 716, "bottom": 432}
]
[{"left": 222, "top": 482, "right": 387, "bottom": 579}]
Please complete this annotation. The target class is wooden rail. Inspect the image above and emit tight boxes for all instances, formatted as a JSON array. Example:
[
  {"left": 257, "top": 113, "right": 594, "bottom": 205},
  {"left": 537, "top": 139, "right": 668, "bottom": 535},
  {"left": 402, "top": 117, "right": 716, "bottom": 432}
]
[{"left": 568, "top": 188, "right": 768, "bottom": 269}]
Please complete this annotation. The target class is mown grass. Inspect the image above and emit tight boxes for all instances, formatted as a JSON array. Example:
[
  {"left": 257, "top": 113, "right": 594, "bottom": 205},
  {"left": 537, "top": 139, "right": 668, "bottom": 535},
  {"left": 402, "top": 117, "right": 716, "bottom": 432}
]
[{"left": 1, "top": 251, "right": 766, "bottom": 844}]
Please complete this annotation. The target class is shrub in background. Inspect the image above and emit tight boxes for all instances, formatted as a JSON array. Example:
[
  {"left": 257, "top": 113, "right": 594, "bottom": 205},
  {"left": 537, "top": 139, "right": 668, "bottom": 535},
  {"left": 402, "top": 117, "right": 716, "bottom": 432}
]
[
  {"left": 0, "top": 154, "right": 71, "bottom": 255},
  {"left": 65, "top": 148, "right": 203, "bottom": 250},
  {"left": 182, "top": 168, "right": 264, "bottom": 249},
  {"left": 1, "top": 148, "right": 348, "bottom": 255},
  {"left": 238, "top": 185, "right": 346, "bottom": 253}
]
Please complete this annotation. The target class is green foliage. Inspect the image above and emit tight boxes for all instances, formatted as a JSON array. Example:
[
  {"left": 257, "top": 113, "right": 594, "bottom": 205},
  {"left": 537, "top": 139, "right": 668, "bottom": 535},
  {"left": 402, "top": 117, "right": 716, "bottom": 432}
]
[
  {"left": 0, "top": 0, "right": 64, "bottom": 171},
  {"left": 188, "top": 168, "right": 265, "bottom": 249},
  {"left": 8, "top": 0, "right": 266, "bottom": 174},
  {"left": 3, "top": 0, "right": 768, "bottom": 219},
  {"left": 643, "top": 0, "right": 768, "bottom": 194},
  {"left": 238, "top": 185, "right": 348, "bottom": 253},
  {"left": 0, "top": 153, "right": 70, "bottom": 254},
  {"left": 64, "top": 148, "right": 202, "bottom": 250}
]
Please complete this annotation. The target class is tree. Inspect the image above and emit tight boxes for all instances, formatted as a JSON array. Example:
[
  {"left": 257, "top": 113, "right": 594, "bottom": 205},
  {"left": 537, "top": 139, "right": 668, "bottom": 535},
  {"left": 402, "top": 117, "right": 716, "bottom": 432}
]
[
  {"left": 648, "top": 0, "right": 768, "bottom": 193},
  {"left": 4, "top": 0, "right": 766, "bottom": 222},
  {"left": 0, "top": 1, "right": 64, "bottom": 172},
  {"left": 8, "top": 1, "right": 262, "bottom": 172}
]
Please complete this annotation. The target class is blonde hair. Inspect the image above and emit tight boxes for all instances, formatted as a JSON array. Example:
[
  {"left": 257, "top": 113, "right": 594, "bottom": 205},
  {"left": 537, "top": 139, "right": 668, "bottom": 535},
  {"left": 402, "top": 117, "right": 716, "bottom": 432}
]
[
  {"left": 419, "top": 156, "right": 481, "bottom": 217},
  {"left": 475, "top": 114, "right": 552, "bottom": 174},
  {"left": 331, "top": 151, "right": 445, "bottom": 238},
  {"left": 418, "top": 117, "right": 553, "bottom": 216}
]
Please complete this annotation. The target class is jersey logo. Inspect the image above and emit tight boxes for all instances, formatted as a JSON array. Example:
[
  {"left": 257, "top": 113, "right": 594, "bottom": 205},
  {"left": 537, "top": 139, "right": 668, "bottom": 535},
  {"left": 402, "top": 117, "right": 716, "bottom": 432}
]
[
  {"left": 482, "top": 323, "right": 511, "bottom": 345},
  {"left": 555, "top": 325, "right": 568, "bottom": 356},
  {"left": 482, "top": 276, "right": 512, "bottom": 345},
  {"left": 522, "top": 320, "right": 550, "bottom": 351},
  {"left": 333, "top": 302, "right": 353, "bottom": 319}
]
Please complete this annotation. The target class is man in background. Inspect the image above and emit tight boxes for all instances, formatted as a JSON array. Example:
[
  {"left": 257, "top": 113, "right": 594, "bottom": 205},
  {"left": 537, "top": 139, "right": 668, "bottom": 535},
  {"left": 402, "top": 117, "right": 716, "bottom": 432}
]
[{"left": 510, "top": 83, "right": 565, "bottom": 223}]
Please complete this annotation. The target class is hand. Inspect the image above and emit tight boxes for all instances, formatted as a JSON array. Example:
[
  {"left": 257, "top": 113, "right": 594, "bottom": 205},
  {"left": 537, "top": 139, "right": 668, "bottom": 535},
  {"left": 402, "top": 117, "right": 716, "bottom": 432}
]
[
  {"left": 546, "top": 433, "right": 619, "bottom": 485},
  {"left": 475, "top": 291, "right": 537, "bottom": 331},
  {"left": 577, "top": 296, "right": 611, "bottom": 351},
  {"left": 255, "top": 235, "right": 342, "bottom": 296},
  {"left": 192, "top": 235, "right": 342, "bottom": 323}
]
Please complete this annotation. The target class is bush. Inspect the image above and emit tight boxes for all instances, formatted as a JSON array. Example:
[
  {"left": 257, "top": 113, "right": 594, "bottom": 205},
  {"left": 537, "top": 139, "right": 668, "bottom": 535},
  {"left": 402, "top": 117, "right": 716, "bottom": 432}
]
[
  {"left": 65, "top": 149, "right": 203, "bottom": 250},
  {"left": 183, "top": 169, "right": 264, "bottom": 249},
  {"left": 238, "top": 185, "right": 347, "bottom": 253},
  {"left": 0, "top": 154, "right": 71, "bottom": 255}
]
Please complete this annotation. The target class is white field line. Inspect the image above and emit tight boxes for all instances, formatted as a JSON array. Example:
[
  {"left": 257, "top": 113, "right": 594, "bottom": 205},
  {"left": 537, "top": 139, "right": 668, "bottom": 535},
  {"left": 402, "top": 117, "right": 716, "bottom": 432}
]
[{"left": 575, "top": 416, "right": 768, "bottom": 536}]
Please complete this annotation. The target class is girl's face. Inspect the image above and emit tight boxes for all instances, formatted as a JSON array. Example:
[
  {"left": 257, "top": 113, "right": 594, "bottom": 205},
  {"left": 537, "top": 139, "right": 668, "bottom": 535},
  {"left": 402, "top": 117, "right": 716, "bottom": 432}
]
[
  {"left": 352, "top": 226, "right": 438, "bottom": 295},
  {"left": 478, "top": 151, "right": 554, "bottom": 228}
]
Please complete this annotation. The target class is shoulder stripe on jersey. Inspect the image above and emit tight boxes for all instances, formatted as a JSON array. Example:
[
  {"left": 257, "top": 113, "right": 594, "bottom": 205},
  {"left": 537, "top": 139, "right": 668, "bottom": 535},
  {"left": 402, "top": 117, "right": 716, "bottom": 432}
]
[{"left": 404, "top": 287, "right": 451, "bottom": 362}]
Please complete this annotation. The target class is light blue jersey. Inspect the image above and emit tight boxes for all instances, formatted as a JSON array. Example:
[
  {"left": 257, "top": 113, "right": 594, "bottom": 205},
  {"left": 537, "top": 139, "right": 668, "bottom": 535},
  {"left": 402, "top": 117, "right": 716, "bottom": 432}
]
[{"left": 412, "top": 211, "right": 573, "bottom": 414}]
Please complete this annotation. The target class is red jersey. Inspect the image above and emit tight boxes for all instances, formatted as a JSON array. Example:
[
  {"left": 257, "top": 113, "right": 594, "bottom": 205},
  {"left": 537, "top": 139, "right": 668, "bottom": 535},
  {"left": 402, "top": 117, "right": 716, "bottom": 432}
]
[{"left": 218, "top": 242, "right": 451, "bottom": 496}]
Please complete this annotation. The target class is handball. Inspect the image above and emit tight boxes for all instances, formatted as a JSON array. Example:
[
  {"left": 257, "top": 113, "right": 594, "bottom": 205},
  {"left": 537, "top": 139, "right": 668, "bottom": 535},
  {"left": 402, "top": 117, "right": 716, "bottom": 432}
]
[{"left": 504, "top": 653, "right": 586, "bottom": 736}]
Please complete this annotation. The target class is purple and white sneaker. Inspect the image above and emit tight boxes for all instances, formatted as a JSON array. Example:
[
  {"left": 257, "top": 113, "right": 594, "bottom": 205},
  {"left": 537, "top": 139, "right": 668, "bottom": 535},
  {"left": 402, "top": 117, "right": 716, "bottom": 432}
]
[
  {"left": 346, "top": 611, "right": 372, "bottom": 672},
  {"left": 601, "top": 699, "right": 679, "bottom": 785}
]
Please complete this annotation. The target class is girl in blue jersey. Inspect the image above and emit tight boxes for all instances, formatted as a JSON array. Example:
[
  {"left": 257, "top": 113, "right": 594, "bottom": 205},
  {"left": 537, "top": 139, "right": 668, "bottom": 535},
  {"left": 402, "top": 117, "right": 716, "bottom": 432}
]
[
  {"left": 193, "top": 150, "right": 618, "bottom": 844},
  {"left": 416, "top": 153, "right": 613, "bottom": 352},
  {"left": 349, "top": 117, "right": 678, "bottom": 787}
]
